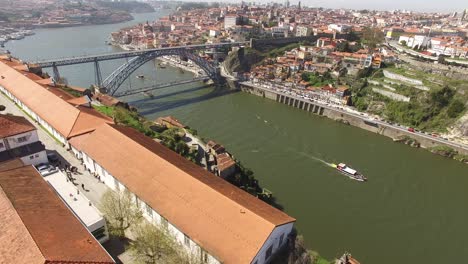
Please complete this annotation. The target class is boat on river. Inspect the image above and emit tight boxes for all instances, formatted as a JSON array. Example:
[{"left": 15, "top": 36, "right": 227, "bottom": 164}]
[{"left": 332, "top": 163, "right": 367, "bottom": 182}]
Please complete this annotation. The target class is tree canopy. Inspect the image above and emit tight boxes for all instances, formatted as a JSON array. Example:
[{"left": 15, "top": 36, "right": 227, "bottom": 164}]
[
  {"left": 100, "top": 189, "right": 142, "bottom": 237},
  {"left": 129, "top": 222, "right": 203, "bottom": 264}
]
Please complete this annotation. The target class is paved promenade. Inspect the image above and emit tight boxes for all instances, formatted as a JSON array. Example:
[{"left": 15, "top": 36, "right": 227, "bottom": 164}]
[{"left": 1, "top": 93, "right": 110, "bottom": 206}]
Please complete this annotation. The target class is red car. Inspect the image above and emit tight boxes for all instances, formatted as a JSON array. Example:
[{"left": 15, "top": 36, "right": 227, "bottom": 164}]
[{"left": 408, "top": 127, "right": 415, "bottom": 132}]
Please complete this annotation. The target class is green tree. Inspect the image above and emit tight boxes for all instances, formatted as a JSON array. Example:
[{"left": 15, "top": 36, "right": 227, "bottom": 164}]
[
  {"left": 129, "top": 222, "right": 202, "bottom": 264},
  {"left": 336, "top": 41, "right": 350, "bottom": 52},
  {"left": 100, "top": 189, "right": 142, "bottom": 238},
  {"left": 0, "top": 105, "right": 5, "bottom": 112},
  {"left": 447, "top": 99, "right": 465, "bottom": 118},
  {"left": 129, "top": 222, "right": 179, "bottom": 264},
  {"left": 361, "top": 27, "right": 384, "bottom": 51},
  {"left": 437, "top": 55, "right": 446, "bottom": 64},
  {"left": 430, "top": 86, "right": 454, "bottom": 109},
  {"left": 400, "top": 40, "right": 407, "bottom": 46}
]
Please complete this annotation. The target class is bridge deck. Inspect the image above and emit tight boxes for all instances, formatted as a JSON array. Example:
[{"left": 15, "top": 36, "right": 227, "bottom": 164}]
[{"left": 31, "top": 42, "right": 249, "bottom": 68}]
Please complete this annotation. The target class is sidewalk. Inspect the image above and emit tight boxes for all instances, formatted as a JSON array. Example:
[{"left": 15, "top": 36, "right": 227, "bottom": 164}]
[{"left": 0, "top": 93, "right": 109, "bottom": 206}]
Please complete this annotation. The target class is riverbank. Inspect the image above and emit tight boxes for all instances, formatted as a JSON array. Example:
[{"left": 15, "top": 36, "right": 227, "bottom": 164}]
[
  {"left": 111, "top": 41, "right": 205, "bottom": 77},
  {"left": 156, "top": 56, "right": 204, "bottom": 77},
  {"left": 240, "top": 82, "right": 468, "bottom": 163}
]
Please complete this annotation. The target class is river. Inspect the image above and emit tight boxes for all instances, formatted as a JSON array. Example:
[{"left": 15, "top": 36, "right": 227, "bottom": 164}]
[{"left": 5, "top": 11, "right": 468, "bottom": 264}]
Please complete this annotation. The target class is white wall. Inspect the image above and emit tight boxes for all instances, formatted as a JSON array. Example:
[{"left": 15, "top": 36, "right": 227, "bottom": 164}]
[
  {"left": 20, "top": 150, "right": 48, "bottom": 166},
  {"left": 251, "top": 222, "right": 294, "bottom": 264},
  {"left": 0, "top": 86, "right": 68, "bottom": 145},
  {"left": 5, "top": 130, "right": 39, "bottom": 149},
  {"left": 0, "top": 139, "right": 6, "bottom": 152}
]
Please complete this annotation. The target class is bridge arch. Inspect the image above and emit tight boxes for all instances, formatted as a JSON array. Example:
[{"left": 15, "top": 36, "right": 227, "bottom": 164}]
[{"left": 102, "top": 49, "right": 219, "bottom": 96}]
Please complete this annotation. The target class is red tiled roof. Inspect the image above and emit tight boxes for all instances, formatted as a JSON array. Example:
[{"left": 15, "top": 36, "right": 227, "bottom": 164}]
[
  {"left": 0, "top": 61, "right": 113, "bottom": 139},
  {"left": 0, "top": 166, "right": 115, "bottom": 264},
  {"left": 80, "top": 124, "right": 295, "bottom": 264},
  {"left": 0, "top": 114, "right": 36, "bottom": 138}
]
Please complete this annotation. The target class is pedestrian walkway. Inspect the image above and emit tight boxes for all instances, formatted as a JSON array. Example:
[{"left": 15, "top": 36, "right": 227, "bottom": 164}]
[{"left": 0, "top": 93, "right": 110, "bottom": 206}]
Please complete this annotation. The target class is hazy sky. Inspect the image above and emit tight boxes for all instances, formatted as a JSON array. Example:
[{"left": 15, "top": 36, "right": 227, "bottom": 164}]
[
  {"left": 200, "top": 0, "right": 467, "bottom": 12},
  {"left": 300, "top": 0, "right": 466, "bottom": 12}
]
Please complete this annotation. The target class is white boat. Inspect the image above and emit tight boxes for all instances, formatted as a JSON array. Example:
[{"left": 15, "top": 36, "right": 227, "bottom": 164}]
[{"left": 332, "top": 163, "right": 367, "bottom": 182}]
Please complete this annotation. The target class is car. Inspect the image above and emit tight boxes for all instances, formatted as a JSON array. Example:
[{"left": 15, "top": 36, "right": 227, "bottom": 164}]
[
  {"left": 47, "top": 152, "right": 59, "bottom": 163},
  {"left": 35, "top": 163, "right": 58, "bottom": 177}
]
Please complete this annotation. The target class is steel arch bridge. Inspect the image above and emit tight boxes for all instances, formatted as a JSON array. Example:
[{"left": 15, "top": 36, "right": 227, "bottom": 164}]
[
  {"left": 29, "top": 42, "right": 248, "bottom": 95},
  {"left": 102, "top": 48, "right": 218, "bottom": 96}
]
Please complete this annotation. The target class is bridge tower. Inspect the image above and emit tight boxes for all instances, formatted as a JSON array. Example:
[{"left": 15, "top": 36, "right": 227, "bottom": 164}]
[
  {"left": 93, "top": 58, "right": 103, "bottom": 88},
  {"left": 52, "top": 62, "right": 60, "bottom": 83}
]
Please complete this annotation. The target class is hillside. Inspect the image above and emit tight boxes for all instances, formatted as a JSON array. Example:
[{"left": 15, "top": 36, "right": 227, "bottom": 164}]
[
  {"left": 96, "top": 0, "right": 155, "bottom": 13},
  {"left": 351, "top": 64, "right": 467, "bottom": 137}
]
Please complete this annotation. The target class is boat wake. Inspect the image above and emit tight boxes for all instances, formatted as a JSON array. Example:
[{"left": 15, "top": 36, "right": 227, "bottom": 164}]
[{"left": 295, "top": 151, "right": 335, "bottom": 168}]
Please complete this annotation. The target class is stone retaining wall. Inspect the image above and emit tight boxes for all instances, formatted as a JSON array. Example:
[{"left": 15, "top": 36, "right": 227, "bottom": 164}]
[{"left": 240, "top": 83, "right": 468, "bottom": 156}]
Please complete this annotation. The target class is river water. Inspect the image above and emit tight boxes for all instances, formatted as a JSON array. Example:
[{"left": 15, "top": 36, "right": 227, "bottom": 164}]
[{"left": 5, "top": 11, "right": 468, "bottom": 264}]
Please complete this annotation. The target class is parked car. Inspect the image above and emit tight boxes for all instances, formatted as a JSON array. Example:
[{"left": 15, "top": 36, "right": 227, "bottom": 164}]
[
  {"left": 408, "top": 127, "right": 415, "bottom": 132},
  {"left": 35, "top": 163, "right": 58, "bottom": 177},
  {"left": 47, "top": 152, "right": 59, "bottom": 163}
]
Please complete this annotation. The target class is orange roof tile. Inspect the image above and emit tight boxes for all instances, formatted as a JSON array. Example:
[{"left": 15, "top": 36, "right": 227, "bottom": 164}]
[
  {"left": 0, "top": 61, "right": 113, "bottom": 139},
  {"left": 0, "top": 61, "right": 79, "bottom": 137},
  {"left": 0, "top": 114, "right": 36, "bottom": 138},
  {"left": 0, "top": 166, "right": 115, "bottom": 263},
  {"left": 80, "top": 124, "right": 295, "bottom": 264}
]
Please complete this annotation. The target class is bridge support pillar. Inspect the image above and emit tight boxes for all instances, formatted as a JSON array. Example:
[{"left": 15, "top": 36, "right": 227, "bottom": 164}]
[
  {"left": 94, "top": 59, "right": 103, "bottom": 88},
  {"left": 52, "top": 63, "right": 60, "bottom": 83}
]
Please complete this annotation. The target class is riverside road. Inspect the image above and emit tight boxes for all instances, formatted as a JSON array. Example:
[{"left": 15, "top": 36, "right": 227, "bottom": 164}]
[{"left": 241, "top": 81, "right": 468, "bottom": 152}]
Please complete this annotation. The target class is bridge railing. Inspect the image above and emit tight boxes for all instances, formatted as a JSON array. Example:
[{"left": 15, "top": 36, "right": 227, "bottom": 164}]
[{"left": 31, "top": 41, "right": 249, "bottom": 67}]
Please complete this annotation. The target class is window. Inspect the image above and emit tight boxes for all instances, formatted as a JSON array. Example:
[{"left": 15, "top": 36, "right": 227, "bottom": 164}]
[
  {"left": 114, "top": 178, "right": 120, "bottom": 191},
  {"left": 35, "top": 154, "right": 39, "bottom": 158},
  {"left": 265, "top": 245, "right": 273, "bottom": 261},
  {"left": 184, "top": 234, "right": 190, "bottom": 246},
  {"left": 91, "top": 226, "right": 107, "bottom": 240},
  {"left": 17, "top": 136, "right": 27, "bottom": 143},
  {"left": 135, "top": 195, "right": 140, "bottom": 208},
  {"left": 199, "top": 249, "right": 208, "bottom": 263},
  {"left": 145, "top": 203, "right": 153, "bottom": 216},
  {"left": 279, "top": 234, "right": 284, "bottom": 246},
  {"left": 161, "top": 217, "right": 168, "bottom": 229}
]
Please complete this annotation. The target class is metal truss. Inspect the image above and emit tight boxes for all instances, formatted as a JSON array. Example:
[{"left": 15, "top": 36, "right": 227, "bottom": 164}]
[{"left": 102, "top": 49, "right": 219, "bottom": 96}]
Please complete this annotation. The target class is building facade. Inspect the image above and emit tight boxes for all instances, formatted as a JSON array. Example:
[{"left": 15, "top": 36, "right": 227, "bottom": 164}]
[{"left": 0, "top": 114, "right": 47, "bottom": 165}]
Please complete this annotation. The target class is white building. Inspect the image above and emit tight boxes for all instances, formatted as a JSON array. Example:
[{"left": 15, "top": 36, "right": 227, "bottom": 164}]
[
  {"left": 74, "top": 124, "right": 296, "bottom": 264},
  {"left": 209, "top": 29, "right": 220, "bottom": 37},
  {"left": 224, "top": 15, "right": 238, "bottom": 30},
  {"left": 0, "top": 59, "right": 113, "bottom": 149},
  {"left": 328, "top": 24, "right": 351, "bottom": 33},
  {"left": 0, "top": 114, "right": 47, "bottom": 166},
  {"left": 295, "top": 26, "right": 312, "bottom": 37},
  {"left": 398, "top": 35, "right": 431, "bottom": 49}
]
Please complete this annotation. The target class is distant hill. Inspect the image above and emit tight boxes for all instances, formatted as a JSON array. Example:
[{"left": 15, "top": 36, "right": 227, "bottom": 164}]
[{"left": 96, "top": 1, "right": 155, "bottom": 13}]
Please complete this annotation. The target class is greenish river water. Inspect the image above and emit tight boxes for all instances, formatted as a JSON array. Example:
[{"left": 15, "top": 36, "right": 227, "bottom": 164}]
[{"left": 5, "top": 11, "right": 468, "bottom": 264}]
